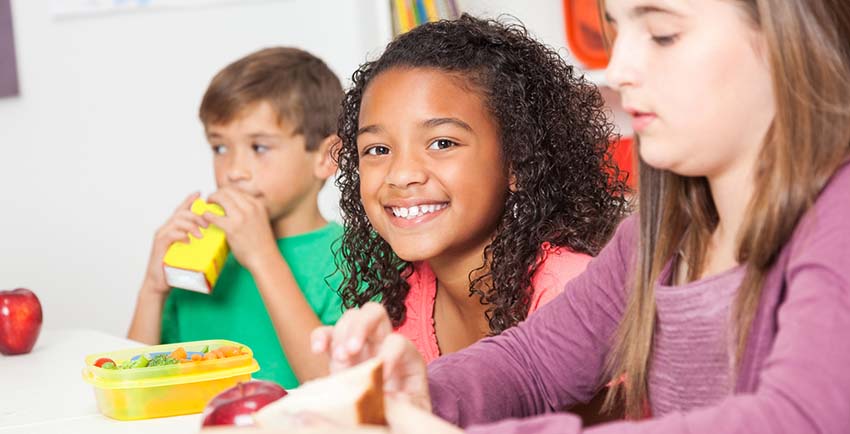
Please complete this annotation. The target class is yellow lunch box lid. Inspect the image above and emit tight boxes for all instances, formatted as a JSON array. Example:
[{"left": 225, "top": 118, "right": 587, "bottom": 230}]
[{"left": 81, "top": 339, "right": 259, "bottom": 390}]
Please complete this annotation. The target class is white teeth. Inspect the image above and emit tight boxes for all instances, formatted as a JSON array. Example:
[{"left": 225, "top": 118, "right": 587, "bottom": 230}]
[{"left": 391, "top": 203, "right": 447, "bottom": 219}]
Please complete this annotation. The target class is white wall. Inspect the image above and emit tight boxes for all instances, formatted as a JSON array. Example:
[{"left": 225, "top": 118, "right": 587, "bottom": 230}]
[
  {"left": 0, "top": 0, "right": 391, "bottom": 334},
  {"left": 0, "top": 0, "right": 623, "bottom": 336}
]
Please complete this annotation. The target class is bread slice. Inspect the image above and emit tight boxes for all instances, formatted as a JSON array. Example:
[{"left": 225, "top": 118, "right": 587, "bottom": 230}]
[{"left": 253, "top": 358, "right": 385, "bottom": 428}]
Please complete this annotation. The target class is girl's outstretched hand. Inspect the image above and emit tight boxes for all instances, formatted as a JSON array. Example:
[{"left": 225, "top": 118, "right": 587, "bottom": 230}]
[
  {"left": 199, "top": 398, "right": 461, "bottom": 434},
  {"left": 311, "top": 303, "right": 432, "bottom": 411}
]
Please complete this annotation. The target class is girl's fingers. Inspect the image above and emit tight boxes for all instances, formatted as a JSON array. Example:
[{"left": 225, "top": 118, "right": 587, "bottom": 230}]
[
  {"left": 329, "top": 309, "right": 362, "bottom": 365},
  {"left": 330, "top": 303, "right": 392, "bottom": 365},
  {"left": 378, "top": 334, "right": 414, "bottom": 393},
  {"left": 310, "top": 326, "right": 334, "bottom": 354},
  {"left": 381, "top": 334, "right": 431, "bottom": 412},
  {"left": 357, "top": 303, "right": 394, "bottom": 347}
]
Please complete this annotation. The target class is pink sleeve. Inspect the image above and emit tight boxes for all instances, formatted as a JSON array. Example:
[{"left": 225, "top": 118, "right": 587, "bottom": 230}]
[
  {"left": 394, "top": 263, "right": 441, "bottom": 364},
  {"left": 528, "top": 246, "right": 593, "bottom": 314}
]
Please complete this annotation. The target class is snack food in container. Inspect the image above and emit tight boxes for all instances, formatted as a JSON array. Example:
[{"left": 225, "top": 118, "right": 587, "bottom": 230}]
[{"left": 81, "top": 339, "right": 259, "bottom": 420}]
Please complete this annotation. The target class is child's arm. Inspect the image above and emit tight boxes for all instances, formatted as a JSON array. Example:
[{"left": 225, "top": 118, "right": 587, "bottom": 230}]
[
  {"left": 418, "top": 186, "right": 850, "bottom": 433},
  {"left": 203, "top": 187, "right": 330, "bottom": 383},
  {"left": 311, "top": 218, "right": 637, "bottom": 428},
  {"left": 128, "top": 192, "right": 207, "bottom": 344},
  {"left": 127, "top": 282, "right": 170, "bottom": 345},
  {"left": 424, "top": 218, "right": 635, "bottom": 428},
  {"left": 246, "top": 248, "right": 330, "bottom": 382}
]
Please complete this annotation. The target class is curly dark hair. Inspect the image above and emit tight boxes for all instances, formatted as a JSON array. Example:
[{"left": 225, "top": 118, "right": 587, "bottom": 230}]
[{"left": 334, "top": 14, "right": 631, "bottom": 335}]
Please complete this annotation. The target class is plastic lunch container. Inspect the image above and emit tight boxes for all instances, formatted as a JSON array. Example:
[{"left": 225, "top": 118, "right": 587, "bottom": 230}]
[{"left": 81, "top": 339, "right": 259, "bottom": 420}]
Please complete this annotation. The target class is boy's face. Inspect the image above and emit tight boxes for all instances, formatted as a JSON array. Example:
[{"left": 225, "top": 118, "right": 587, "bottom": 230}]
[{"left": 205, "top": 101, "right": 323, "bottom": 232}]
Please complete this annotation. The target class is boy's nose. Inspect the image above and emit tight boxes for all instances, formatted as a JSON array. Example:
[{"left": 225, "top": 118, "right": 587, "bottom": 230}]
[
  {"left": 226, "top": 167, "right": 251, "bottom": 183},
  {"left": 225, "top": 151, "right": 253, "bottom": 183}
]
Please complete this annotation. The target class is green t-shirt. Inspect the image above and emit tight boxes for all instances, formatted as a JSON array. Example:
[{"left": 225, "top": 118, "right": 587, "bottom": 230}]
[{"left": 160, "top": 222, "right": 344, "bottom": 389}]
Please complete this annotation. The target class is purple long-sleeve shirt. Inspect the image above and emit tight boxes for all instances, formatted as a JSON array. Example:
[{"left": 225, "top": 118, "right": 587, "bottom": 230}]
[{"left": 428, "top": 161, "right": 850, "bottom": 433}]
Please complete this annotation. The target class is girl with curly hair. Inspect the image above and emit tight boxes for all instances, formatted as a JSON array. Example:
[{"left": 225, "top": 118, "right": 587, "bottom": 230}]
[
  {"left": 332, "top": 13, "right": 630, "bottom": 363},
  {"left": 315, "top": 0, "right": 850, "bottom": 432}
]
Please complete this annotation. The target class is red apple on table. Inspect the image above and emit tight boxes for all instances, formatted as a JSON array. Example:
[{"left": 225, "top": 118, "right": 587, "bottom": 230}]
[
  {"left": 0, "top": 288, "right": 43, "bottom": 355},
  {"left": 202, "top": 380, "right": 287, "bottom": 427}
]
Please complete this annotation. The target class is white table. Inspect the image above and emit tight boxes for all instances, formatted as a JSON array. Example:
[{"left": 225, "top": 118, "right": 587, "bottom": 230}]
[{"left": 0, "top": 329, "right": 202, "bottom": 433}]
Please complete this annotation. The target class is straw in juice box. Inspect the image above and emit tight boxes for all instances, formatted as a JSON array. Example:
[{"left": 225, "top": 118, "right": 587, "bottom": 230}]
[{"left": 162, "top": 198, "right": 229, "bottom": 294}]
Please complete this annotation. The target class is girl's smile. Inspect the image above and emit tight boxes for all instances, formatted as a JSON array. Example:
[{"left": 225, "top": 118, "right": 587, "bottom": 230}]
[
  {"left": 384, "top": 201, "right": 450, "bottom": 228},
  {"left": 356, "top": 67, "right": 509, "bottom": 263}
]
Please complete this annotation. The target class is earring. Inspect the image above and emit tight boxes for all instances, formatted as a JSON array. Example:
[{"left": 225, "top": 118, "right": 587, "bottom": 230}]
[{"left": 509, "top": 191, "right": 520, "bottom": 219}]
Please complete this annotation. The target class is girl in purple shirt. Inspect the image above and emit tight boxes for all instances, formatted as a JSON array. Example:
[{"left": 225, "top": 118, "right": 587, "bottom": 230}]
[{"left": 311, "top": 0, "right": 850, "bottom": 433}]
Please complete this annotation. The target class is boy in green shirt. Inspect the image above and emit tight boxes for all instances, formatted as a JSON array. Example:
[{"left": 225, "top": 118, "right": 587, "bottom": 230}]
[{"left": 128, "top": 47, "right": 344, "bottom": 388}]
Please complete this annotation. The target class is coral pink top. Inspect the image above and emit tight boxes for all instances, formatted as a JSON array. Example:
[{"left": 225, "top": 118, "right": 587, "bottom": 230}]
[{"left": 395, "top": 243, "right": 592, "bottom": 363}]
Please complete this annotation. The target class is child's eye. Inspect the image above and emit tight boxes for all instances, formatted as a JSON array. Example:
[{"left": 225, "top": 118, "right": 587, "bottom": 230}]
[
  {"left": 363, "top": 145, "right": 390, "bottom": 156},
  {"left": 651, "top": 34, "right": 679, "bottom": 46},
  {"left": 212, "top": 145, "right": 227, "bottom": 155},
  {"left": 252, "top": 144, "right": 269, "bottom": 154},
  {"left": 427, "top": 139, "right": 457, "bottom": 150}
]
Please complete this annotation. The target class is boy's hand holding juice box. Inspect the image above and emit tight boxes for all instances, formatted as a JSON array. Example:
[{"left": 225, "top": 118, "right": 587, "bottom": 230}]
[
  {"left": 82, "top": 202, "right": 261, "bottom": 421},
  {"left": 163, "top": 198, "right": 229, "bottom": 294}
]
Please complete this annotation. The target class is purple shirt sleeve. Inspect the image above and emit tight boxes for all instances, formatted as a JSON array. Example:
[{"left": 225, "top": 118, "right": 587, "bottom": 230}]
[
  {"left": 429, "top": 216, "right": 636, "bottom": 427},
  {"left": 429, "top": 163, "right": 850, "bottom": 434}
]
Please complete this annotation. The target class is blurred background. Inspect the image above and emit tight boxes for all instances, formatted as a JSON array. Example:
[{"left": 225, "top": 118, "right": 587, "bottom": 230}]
[{"left": 0, "top": 0, "right": 629, "bottom": 335}]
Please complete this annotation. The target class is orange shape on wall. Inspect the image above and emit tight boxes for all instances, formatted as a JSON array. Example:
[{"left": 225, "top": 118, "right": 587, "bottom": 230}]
[
  {"left": 563, "top": 0, "right": 609, "bottom": 70},
  {"left": 611, "top": 136, "right": 636, "bottom": 189}
]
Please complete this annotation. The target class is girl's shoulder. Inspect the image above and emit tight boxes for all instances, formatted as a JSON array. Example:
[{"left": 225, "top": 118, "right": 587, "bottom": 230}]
[
  {"left": 528, "top": 215, "right": 639, "bottom": 313},
  {"left": 785, "top": 160, "right": 850, "bottom": 265},
  {"left": 528, "top": 243, "right": 594, "bottom": 313},
  {"left": 535, "top": 243, "right": 594, "bottom": 278},
  {"left": 812, "top": 159, "right": 850, "bottom": 213}
]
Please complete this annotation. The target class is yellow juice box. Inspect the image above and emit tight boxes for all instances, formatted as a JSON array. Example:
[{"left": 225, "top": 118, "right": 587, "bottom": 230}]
[{"left": 162, "top": 199, "right": 228, "bottom": 294}]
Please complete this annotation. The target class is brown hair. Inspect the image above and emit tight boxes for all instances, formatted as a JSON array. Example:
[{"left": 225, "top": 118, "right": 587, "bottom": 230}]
[
  {"left": 600, "top": 0, "right": 850, "bottom": 418},
  {"left": 199, "top": 47, "right": 343, "bottom": 151}
]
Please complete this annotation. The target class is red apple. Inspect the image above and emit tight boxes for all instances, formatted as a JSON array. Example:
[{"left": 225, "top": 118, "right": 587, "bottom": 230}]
[
  {"left": 0, "top": 288, "right": 43, "bottom": 355},
  {"left": 201, "top": 380, "right": 287, "bottom": 427}
]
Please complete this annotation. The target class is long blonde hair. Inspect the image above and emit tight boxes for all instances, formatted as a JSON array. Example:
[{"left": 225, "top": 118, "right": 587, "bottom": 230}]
[{"left": 601, "top": 0, "right": 850, "bottom": 418}]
